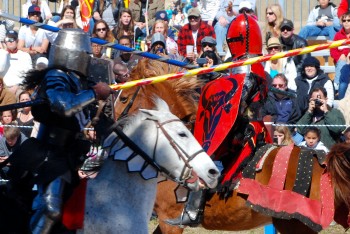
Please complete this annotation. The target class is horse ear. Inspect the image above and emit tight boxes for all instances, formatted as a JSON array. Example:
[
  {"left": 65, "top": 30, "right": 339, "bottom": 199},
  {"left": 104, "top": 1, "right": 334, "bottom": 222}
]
[{"left": 139, "top": 109, "right": 159, "bottom": 120}]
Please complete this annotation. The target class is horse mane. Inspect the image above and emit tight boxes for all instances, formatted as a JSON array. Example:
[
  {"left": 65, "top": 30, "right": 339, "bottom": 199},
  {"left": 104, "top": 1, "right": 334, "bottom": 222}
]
[
  {"left": 129, "top": 58, "right": 203, "bottom": 120},
  {"left": 326, "top": 143, "right": 350, "bottom": 207}
]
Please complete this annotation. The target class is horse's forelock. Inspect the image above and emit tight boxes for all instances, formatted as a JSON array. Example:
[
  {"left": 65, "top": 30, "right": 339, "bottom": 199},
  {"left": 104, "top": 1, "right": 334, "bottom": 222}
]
[{"left": 327, "top": 143, "right": 350, "bottom": 208}]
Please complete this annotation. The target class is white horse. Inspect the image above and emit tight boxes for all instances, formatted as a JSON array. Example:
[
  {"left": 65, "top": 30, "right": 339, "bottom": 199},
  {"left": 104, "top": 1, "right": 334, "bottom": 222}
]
[{"left": 79, "top": 99, "right": 220, "bottom": 233}]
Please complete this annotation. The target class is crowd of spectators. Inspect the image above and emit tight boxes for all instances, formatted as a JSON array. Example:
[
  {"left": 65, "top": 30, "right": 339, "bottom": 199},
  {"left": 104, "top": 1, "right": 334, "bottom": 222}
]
[{"left": 0, "top": 0, "right": 350, "bottom": 156}]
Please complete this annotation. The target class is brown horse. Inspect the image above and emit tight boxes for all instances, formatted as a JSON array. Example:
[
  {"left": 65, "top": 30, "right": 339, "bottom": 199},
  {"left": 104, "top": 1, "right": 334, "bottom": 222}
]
[{"left": 153, "top": 143, "right": 350, "bottom": 234}]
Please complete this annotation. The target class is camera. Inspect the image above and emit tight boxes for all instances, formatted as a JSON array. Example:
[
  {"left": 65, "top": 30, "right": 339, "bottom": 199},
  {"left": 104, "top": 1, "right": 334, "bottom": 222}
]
[
  {"left": 196, "top": 58, "right": 207, "bottom": 66},
  {"left": 314, "top": 99, "right": 323, "bottom": 107}
]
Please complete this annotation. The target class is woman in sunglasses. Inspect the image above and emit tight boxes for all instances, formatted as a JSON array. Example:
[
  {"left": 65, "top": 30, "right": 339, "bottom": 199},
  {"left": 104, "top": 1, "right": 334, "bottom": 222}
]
[
  {"left": 264, "top": 37, "right": 297, "bottom": 90},
  {"left": 92, "top": 19, "right": 115, "bottom": 58},
  {"left": 263, "top": 3, "right": 284, "bottom": 46}
]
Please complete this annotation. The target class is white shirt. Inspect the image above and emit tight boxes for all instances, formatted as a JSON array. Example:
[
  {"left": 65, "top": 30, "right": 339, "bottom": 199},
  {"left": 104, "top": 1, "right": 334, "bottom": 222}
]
[
  {"left": 22, "top": 0, "right": 52, "bottom": 20},
  {"left": 18, "top": 25, "right": 48, "bottom": 48}
]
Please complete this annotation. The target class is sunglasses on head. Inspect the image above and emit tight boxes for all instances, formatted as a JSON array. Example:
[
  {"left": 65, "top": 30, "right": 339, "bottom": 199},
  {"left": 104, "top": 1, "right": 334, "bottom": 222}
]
[
  {"left": 4, "top": 38, "right": 15, "bottom": 43},
  {"left": 272, "top": 84, "right": 285, "bottom": 88},
  {"left": 266, "top": 12, "right": 274, "bottom": 16},
  {"left": 188, "top": 16, "right": 199, "bottom": 20},
  {"left": 202, "top": 43, "right": 214, "bottom": 48},
  {"left": 343, "top": 19, "right": 350, "bottom": 23},
  {"left": 281, "top": 27, "right": 292, "bottom": 32},
  {"left": 96, "top": 27, "right": 107, "bottom": 32}
]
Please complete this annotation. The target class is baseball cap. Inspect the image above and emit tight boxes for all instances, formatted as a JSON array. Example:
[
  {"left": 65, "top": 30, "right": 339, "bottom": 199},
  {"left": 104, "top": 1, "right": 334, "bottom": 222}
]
[
  {"left": 280, "top": 19, "right": 294, "bottom": 29},
  {"left": 28, "top": 5, "right": 41, "bottom": 15},
  {"left": 5, "top": 30, "right": 18, "bottom": 40},
  {"left": 188, "top": 8, "right": 200, "bottom": 18},
  {"left": 201, "top": 36, "right": 217, "bottom": 46},
  {"left": 239, "top": 1, "right": 253, "bottom": 11},
  {"left": 155, "top": 11, "right": 168, "bottom": 22}
]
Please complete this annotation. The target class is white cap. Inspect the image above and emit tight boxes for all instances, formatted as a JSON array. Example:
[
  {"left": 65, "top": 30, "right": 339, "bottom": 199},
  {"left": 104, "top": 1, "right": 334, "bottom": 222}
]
[
  {"left": 36, "top": 57, "right": 49, "bottom": 66},
  {"left": 239, "top": 1, "right": 253, "bottom": 10}
]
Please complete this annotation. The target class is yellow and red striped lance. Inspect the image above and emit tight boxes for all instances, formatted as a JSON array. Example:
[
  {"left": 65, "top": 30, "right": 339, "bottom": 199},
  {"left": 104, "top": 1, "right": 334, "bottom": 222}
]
[{"left": 110, "top": 38, "right": 350, "bottom": 91}]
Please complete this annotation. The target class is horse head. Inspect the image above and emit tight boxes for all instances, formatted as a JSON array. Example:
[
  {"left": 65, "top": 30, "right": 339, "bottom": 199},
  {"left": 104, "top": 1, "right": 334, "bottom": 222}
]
[{"left": 115, "top": 98, "right": 219, "bottom": 190}]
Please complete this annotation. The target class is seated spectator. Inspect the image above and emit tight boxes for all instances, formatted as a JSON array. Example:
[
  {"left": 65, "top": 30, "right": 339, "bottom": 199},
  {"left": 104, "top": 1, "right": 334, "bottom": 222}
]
[
  {"left": 295, "top": 56, "right": 334, "bottom": 113},
  {"left": 214, "top": 0, "right": 236, "bottom": 54},
  {"left": 197, "top": 36, "right": 222, "bottom": 64},
  {"left": 0, "top": 77, "right": 16, "bottom": 106},
  {"left": 263, "top": 3, "right": 284, "bottom": 46},
  {"left": 0, "top": 18, "right": 14, "bottom": 49},
  {"left": 297, "top": 87, "right": 345, "bottom": 149},
  {"left": 0, "top": 110, "right": 17, "bottom": 138},
  {"left": 238, "top": 1, "right": 257, "bottom": 21},
  {"left": 264, "top": 37, "right": 297, "bottom": 90},
  {"left": 342, "top": 126, "right": 350, "bottom": 143},
  {"left": 298, "top": 126, "right": 329, "bottom": 153},
  {"left": 151, "top": 19, "right": 178, "bottom": 56},
  {"left": 91, "top": 0, "right": 125, "bottom": 30},
  {"left": 92, "top": 19, "right": 115, "bottom": 58},
  {"left": 150, "top": 32, "right": 167, "bottom": 56},
  {"left": 330, "top": 11, "right": 350, "bottom": 97},
  {"left": 0, "top": 31, "right": 33, "bottom": 95},
  {"left": 113, "top": 63, "right": 130, "bottom": 83},
  {"left": 279, "top": 19, "right": 310, "bottom": 74},
  {"left": 178, "top": 7, "right": 215, "bottom": 62},
  {"left": 113, "top": 35, "right": 142, "bottom": 71},
  {"left": 35, "top": 57, "right": 48, "bottom": 70},
  {"left": 16, "top": 91, "right": 34, "bottom": 138},
  {"left": 338, "top": 0, "right": 348, "bottom": 18},
  {"left": 56, "top": 0, "right": 83, "bottom": 28},
  {"left": 298, "top": 0, "right": 340, "bottom": 41},
  {"left": 18, "top": 5, "right": 49, "bottom": 64},
  {"left": 262, "top": 73, "right": 301, "bottom": 124},
  {"left": 155, "top": 10, "right": 179, "bottom": 40},
  {"left": 196, "top": 50, "right": 224, "bottom": 83},
  {"left": 273, "top": 125, "right": 294, "bottom": 145},
  {"left": 22, "top": 0, "right": 52, "bottom": 22}
]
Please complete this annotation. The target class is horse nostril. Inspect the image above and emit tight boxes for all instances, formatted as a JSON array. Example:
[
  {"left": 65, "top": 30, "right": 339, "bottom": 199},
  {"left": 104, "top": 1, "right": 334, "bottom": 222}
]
[{"left": 209, "top": 168, "right": 219, "bottom": 177}]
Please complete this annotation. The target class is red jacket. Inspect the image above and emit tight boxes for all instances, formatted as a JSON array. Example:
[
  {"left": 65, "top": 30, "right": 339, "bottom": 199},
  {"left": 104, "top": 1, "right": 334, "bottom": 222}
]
[
  {"left": 330, "top": 27, "right": 350, "bottom": 62},
  {"left": 338, "top": 0, "right": 348, "bottom": 18},
  {"left": 177, "top": 21, "right": 215, "bottom": 56}
]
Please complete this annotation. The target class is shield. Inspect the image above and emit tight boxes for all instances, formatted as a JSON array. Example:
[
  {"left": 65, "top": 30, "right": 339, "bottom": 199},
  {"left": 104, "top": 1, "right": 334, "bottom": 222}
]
[{"left": 194, "top": 74, "right": 245, "bottom": 156}]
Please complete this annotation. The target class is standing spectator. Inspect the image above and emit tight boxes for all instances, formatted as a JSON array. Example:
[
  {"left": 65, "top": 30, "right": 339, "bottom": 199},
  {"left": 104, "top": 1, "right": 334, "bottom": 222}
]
[
  {"left": 16, "top": 91, "right": 34, "bottom": 138},
  {"left": 129, "top": 0, "right": 163, "bottom": 35},
  {"left": 330, "top": 11, "right": 350, "bottom": 96},
  {"left": 295, "top": 56, "right": 334, "bottom": 113},
  {"left": 337, "top": 0, "right": 349, "bottom": 18},
  {"left": 113, "top": 35, "right": 142, "bottom": 70},
  {"left": 297, "top": 87, "right": 345, "bottom": 149},
  {"left": 91, "top": 0, "right": 125, "bottom": 29},
  {"left": 197, "top": 0, "right": 219, "bottom": 26},
  {"left": 17, "top": 5, "right": 49, "bottom": 64},
  {"left": 263, "top": 3, "right": 284, "bottom": 46},
  {"left": 298, "top": 0, "right": 340, "bottom": 41},
  {"left": 214, "top": 0, "right": 235, "bottom": 54},
  {"left": 298, "top": 126, "right": 329, "bottom": 153},
  {"left": 22, "top": 0, "right": 52, "bottom": 22},
  {"left": 262, "top": 73, "right": 301, "bottom": 124},
  {"left": 177, "top": 7, "right": 215, "bottom": 62},
  {"left": 0, "top": 31, "right": 33, "bottom": 95},
  {"left": 279, "top": 19, "right": 310, "bottom": 75},
  {"left": 264, "top": 37, "right": 297, "bottom": 90},
  {"left": 151, "top": 19, "right": 178, "bottom": 55}
]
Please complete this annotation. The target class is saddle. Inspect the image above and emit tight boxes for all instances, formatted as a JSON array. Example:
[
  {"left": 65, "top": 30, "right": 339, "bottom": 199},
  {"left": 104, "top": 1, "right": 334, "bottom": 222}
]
[{"left": 238, "top": 143, "right": 333, "bottom": 233}]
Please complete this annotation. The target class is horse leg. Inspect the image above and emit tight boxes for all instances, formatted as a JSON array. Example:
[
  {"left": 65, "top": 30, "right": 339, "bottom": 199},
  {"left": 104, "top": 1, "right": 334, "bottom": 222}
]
[{"left": 273, "top": 218, "right": 317, "bottom": 234}]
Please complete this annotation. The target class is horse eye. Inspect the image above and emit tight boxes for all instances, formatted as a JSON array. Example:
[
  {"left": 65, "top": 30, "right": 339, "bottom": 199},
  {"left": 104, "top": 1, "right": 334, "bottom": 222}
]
[
  {"left": 178, "top": 132, "right": 187, "bottom": 138},
  {"left": 119, "top": 96, "right": 128, "bottom": 104}
]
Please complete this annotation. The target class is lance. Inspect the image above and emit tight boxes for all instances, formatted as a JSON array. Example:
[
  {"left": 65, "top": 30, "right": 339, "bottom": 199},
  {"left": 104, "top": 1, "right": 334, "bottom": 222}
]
[
  {"left": 0, "top": 99, "right": 47, "bottom": 112},
  {"left": 110, "top": 38, "right": 350, "bottom": 91},
  {"left": 0, "top": 12, "right": 197, "bottom": 69}
]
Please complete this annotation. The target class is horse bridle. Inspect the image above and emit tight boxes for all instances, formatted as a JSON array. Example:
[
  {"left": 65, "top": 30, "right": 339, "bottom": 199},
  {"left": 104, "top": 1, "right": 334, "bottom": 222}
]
[{"left": 114, "top": 117, "right": 204, "bottom": 185}]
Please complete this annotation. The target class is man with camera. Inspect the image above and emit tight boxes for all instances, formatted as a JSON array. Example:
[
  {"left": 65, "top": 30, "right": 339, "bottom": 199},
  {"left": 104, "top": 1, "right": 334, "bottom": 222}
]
[{"left": 297, "top": 87, "right": 345, "bottom": 149}]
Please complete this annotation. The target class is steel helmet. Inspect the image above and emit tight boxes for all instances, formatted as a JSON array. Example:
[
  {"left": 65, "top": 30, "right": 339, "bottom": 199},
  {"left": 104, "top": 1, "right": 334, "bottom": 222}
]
[{"left": 226, "top": 14, "right": 262, "bottom": 60}]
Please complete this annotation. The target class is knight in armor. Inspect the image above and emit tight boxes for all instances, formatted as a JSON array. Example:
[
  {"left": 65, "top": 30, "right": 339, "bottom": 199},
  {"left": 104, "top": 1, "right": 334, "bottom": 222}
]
[
  {"left": 7, "top": 28, "right": 113, "bottom": 233},
  {"left": 166, "top": 13, "right": 268, "bottom": 227}
]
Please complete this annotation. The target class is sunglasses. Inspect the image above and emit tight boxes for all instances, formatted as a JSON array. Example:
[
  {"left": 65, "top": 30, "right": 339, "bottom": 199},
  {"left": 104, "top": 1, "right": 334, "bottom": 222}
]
[
  {"left": 28, "top": 12, "right": 40, "bottom": 17},
  {"left": 96, "top": 27, "right": 107, "bottom": 32},
  {"left": 202, "top": 43, "right": 214, "bottom": 48},
  {"left": 239, "top": 9, "right": 252, "bottom": 14},
  {"left": 281, "top": 27, "right": 292, "bottom": 32},
  {"left": 188, "top": 16, "right": 199, "bottom": 21},
  {"left": 266, "top": 12, "right": 274, "bottom": 16},
  {"left": 272, "top": 84, "right": 285, "bottom": 88},
  {"left": 343, "top": 19, "right": 350, "bottom": 23},
  {"left": 268, "top": 46, "right": 281, "bottom": 51},
  {"left": 4, "top": 38, "right": 16, "bottom": 43}
]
